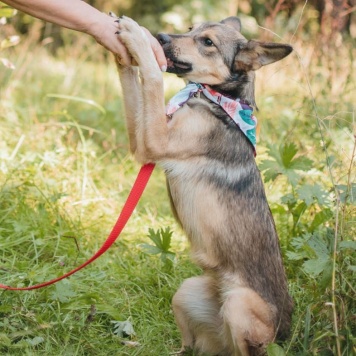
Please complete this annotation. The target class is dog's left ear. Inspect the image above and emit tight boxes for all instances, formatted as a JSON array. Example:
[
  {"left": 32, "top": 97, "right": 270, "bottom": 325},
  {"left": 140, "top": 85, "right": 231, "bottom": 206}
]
[
  {"left": 235, "top": 40, "right": 293, "bottom": 71},
  {"left": 221, "top": 17, "right": 242, "bottom": 32}
]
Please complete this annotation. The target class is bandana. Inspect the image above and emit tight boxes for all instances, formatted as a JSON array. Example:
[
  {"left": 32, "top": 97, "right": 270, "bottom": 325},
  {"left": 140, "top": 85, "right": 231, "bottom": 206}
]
[{"left": 166, "top": 82, "right": 257, "bottom": 152}]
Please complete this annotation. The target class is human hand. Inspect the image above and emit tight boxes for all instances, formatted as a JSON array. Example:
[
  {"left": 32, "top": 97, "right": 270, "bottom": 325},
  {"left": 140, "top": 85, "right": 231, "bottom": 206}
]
[{"left": 89, "top": 12, "right": 167, "bottom": 71}]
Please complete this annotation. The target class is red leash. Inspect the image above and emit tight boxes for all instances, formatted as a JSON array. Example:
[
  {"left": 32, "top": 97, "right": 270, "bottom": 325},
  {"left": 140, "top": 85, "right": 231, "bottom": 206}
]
[{"left": 0, "top": 163, "right": 155, "bottom": 291}]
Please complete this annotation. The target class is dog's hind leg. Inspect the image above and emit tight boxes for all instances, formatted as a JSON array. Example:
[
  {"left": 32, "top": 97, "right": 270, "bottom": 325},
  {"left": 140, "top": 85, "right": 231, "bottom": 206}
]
[
  {"left": 220, "top": 287, "right": 275, "bottom": 356},
  {"left": 172, "top": 276, "right": 229, "bottom": 355}
]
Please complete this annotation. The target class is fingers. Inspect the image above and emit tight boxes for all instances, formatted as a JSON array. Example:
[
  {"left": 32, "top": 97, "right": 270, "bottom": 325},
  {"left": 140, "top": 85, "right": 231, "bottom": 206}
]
[
  {"left": 114, "top": 40, "right": 132, "bottom": 66},
  {"left": 141, "top": 27, "right": 167, "bottom": 72},
  {"left": 107, "top": 15, "right": 167, "bottom": 71},
  {"left": 90, "top": 13, "right": 133, "bottom": 66}
]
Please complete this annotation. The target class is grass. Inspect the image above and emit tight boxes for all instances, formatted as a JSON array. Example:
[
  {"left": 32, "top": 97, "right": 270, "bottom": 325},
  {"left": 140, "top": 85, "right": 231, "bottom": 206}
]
[{"left": 1, "top": 19, "right": 355, "bottom": 355}]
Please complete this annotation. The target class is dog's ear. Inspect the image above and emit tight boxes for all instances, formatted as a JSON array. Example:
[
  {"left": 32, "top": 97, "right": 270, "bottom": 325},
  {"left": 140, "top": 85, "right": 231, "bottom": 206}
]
[
  {"left": 221, "top": 17, "right": 242, "bottom": 32},
  {"left": 235, "top": 40, "right": 293, "bottom": 71}
]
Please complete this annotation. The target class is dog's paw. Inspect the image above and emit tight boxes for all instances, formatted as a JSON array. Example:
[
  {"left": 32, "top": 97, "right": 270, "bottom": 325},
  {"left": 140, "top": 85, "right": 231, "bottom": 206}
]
[{"left": 114, "top": 16, "right": 151, "bottom": 64}]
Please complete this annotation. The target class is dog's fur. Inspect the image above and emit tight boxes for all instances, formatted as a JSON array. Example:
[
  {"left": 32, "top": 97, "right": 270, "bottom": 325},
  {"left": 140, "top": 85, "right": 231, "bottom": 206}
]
[{"left": 115, "top": 16, "right": 293, "bottom": 356}]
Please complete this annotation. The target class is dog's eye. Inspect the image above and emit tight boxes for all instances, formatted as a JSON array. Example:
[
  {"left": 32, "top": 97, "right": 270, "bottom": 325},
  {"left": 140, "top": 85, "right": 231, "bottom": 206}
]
[{"left": 203, "top": 38, "right": 214, "bottom": 46}]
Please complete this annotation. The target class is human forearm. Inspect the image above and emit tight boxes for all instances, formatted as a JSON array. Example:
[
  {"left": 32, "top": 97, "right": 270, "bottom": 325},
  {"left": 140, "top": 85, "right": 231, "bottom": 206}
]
[
  {"left": 2, "top": 1, "right": 167, "bottom": 69},
  {"left": 2, "top": 0, "right": 104, "bottom": 34}
]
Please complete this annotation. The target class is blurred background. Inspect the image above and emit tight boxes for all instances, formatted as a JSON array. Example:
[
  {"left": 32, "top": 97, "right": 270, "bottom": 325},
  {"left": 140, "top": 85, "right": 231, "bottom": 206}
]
[{"left": 1, "top": 0, "right": 356, "bottom": 55}]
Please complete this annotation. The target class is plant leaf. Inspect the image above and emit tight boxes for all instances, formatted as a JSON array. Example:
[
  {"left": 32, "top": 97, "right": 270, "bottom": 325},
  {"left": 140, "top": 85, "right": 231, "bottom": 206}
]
[
  {"left": 336, "top": 183, "right": 356, "bottom": 205},
  {"left": 49, "top": 281, "right": 76, "bottom": 303},
  {"left": 260, "top": 143, "right": 313, "bottom": 186},
  {"left": 140, "top": 243, "right": 161, "bottom": 255},
  {"left": 266, "top": 343, "right": 286, "bottom": 356},
  {"left": 280, "top": 142, "right": 298, "bottom": 168},
  {"left": 309, "top": 209, "right": 333, "bottom": 232},
  {"left": 303, "top": 257, "right": 330, "bottom": 276},
  {"left": 111, "top": 320, "right": 136, "bottom": 338},
  {"left": 297, "top": 184, "right": 330, "bottom": 206},
  {"left": 161, "top": 227, "right": 173, "bottom": 251},
  {"left": 339, "top": 241, "right": 356, "bottom": 251}
]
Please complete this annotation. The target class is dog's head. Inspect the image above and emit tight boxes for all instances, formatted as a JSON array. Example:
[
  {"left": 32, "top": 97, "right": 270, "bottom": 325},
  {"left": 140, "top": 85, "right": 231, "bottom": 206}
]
[{"left": 158, "top": 17, "right": 292, "bottom": 104}]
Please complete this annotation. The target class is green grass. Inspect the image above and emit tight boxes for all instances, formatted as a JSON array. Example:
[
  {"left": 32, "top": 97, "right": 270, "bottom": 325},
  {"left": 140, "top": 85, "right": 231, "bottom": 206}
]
[{"left": 1, "top": 27, "right": 355, "bottom": 355}]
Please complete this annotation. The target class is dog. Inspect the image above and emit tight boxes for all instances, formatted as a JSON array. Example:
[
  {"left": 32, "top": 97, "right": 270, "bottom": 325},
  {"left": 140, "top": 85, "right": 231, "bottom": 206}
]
[{"left": 114, "top": 15, "right": 293, "bottom": 356}]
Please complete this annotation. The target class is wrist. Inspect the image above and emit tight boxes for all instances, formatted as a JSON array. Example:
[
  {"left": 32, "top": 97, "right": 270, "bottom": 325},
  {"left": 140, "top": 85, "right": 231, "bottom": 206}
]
[{"left": 84, "top": 11, "right": 107, "bottom": 38}]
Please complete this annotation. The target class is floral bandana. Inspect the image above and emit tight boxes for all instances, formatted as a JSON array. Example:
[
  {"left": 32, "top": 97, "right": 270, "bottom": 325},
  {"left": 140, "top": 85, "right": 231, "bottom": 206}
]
[{"left": 166, "top": 82, "right": 257, "bottom": 153}]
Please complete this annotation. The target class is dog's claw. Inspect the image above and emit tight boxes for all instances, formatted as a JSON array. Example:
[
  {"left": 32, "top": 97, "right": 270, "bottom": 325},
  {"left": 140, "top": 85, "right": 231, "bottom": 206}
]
[{"left": 114, "top": 19, "right": 120, "bottom": 23}]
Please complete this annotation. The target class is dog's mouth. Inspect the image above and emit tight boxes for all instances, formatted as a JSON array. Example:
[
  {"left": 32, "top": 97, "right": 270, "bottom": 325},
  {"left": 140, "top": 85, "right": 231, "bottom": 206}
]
[{"left": 166, "top": 57, "right": 192, "bottom": 75}]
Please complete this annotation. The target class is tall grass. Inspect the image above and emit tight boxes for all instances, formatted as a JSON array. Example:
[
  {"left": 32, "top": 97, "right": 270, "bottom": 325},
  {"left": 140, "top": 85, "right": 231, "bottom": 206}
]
[{"left": 1, "top": 18, "right": 355, "bottom": 356}]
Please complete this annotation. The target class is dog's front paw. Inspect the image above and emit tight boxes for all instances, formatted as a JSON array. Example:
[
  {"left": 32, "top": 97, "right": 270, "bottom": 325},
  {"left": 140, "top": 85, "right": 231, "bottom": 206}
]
[{"left": 114, "top": 16, "right": 151, "bottom": 66}]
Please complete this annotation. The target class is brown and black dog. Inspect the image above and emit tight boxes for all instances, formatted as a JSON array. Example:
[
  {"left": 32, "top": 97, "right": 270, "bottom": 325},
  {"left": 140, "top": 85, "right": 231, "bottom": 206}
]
[{"left": 114, "top": 15, "right": 293, "bottom": 356}]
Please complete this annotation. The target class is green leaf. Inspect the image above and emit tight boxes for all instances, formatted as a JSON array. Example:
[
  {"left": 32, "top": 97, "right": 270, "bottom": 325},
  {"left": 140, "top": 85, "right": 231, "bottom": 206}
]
[
  {"left": 307, "top": 234, "right": 330, "bottom": 258},
  {"left": 289, "top": 156, "right": 314, "bottom": 171},
  {"left": 336, "top": 183, "right": 356, "bottom": 205},
  {"left": 291, "top": 201, "right": 307, "bottom": 225},
  {"left": 111, "top": 320, "right": 136, "bottom": 338},
  {"left": 259, "top": 143, "right": 313, "bottom": 186},
  {"left": 259, "top": 159, "right": 282, "bottom": 182},
  {"left": 280, "top": 193, "right": 296, "bottom": 206},
  {"left": 286, "top": 251, "right": 306, "bottom": 261},
  {"left": 291, "top": 234, "right": 311, "bottom": 249},
  {"left": 266, "top": 343, "right": 286, "bottom": 356},
  {"left": 147, "top": 228, "right": 164, "bottom": 250},
  {"left": 140, "top": 243, "right": 161, "bottom": 255},
  {"left": 309, "top": 209, "right": 333, "bottom": 232},
  {"left": 303, "top": 257, "right": 330, "bottom": 276},
  {"left": 297, "top": 184, "right": 330, "bottom": 206},
  {"left": 49, "top": 281, "right": 76, "bottom": 303},
  {"left": 142, "top": 228, "right": 176, "bottom": 268},
  {"left": 279, "top": 142, "right": 298, "bottom": 168},
  {"left": 319, "top": 260, "right": 333, "bottom": 289},
  {"left": 339, "top": 241, "right": 356, "bottom": 251},
  {"left": 302, "top": 234, "right": 332, "bottom": 276},
  {"left": 160, "top": 227, "right": 173, "bottom": 251},
  {"left": 146, "top": 227, "right": 174, "bottom": 254}
]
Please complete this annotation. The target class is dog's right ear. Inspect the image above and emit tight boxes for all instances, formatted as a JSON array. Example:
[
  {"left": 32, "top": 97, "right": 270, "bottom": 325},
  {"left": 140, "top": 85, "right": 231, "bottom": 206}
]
[
  {"left": 234, "top": 40, "right": 293, "bottom": 71},
  {"left": 221, "top": 17, "right": 242, "bottom": 32}
]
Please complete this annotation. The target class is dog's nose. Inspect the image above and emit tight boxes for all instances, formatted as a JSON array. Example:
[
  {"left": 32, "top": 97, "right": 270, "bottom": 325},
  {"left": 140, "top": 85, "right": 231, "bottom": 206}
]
[{"left": 157, "top": 33, "right": 171, "bottom": 45}]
